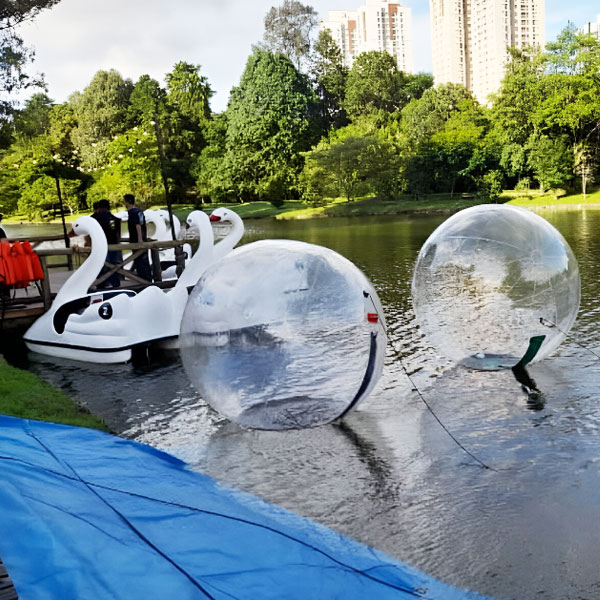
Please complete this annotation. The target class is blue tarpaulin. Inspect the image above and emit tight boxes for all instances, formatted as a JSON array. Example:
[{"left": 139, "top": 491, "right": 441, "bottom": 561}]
[{"left": 0, "top": 416, "right": 492, "bottom": 599}]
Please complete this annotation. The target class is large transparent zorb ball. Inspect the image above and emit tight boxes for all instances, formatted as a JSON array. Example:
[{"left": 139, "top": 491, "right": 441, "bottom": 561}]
[
  {"left": 412, "top": 205, "right": 580, "bottom": 370},
  {"left": 180, "top": 240, "right": 387, "bottom": 430}
]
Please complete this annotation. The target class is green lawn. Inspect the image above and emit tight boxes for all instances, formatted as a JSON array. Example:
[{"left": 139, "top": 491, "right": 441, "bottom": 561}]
[
  {"left": 0, "top": 359, "right": 109, "bottom": 431},
  {"left": 6, "top": 187, "right": 600, "bottom": 228},
  {"left": 274, "top": 194, "right": 484, "bottom": 220},
  {"left": 505, "top": 187, "right": 600, "bottom": 208}
]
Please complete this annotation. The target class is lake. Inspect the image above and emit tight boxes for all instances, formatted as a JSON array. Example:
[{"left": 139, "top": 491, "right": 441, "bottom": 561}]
[{"left": 5, "top": 207, "right": 600, "bottom": 600}]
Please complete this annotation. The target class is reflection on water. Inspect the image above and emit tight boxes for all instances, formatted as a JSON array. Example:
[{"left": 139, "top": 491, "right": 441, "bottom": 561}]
[{"left": 14, "top": 208, "right": 600, "bottom": 600}]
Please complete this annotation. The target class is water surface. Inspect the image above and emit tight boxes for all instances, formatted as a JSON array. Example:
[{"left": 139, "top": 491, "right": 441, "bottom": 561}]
[{"left": 10, "top": 208, "right": 600, "bottom": 600}]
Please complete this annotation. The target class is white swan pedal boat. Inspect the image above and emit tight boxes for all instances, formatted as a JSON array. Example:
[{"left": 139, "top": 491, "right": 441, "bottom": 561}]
[{"left": 23, "top": 208, "right": 243, "bottom": 364}]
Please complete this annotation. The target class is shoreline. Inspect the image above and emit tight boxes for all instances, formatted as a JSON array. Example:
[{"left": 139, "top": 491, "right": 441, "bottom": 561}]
[
  {"left": 5, "top": 199, "right": 600, "bottom": 228},
  {"left": 0, "top": 356, "right": 109, "bottom": 432}
]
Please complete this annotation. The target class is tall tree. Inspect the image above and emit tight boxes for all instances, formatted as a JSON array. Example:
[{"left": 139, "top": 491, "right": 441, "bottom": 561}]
[
  {"left": 490, "top": 48, "right": 545, "bottom": 147},
  {"left": 0, "top": 101, "right": 86, "bottom": 218},
  {"left": 532, "top": 27, "right": 600, "bottom": 195},
  {"left": 310, "top": 29, "right": 348, "bottom": 130},
  {"left": 12, "top": 92, "right": 53, "bottom": 139},
  {"left": 263, "top": 0, "right": 318, "bottom": 69},
  {"left": 165, "top": 61, "right": 213, "bottom": 124},
  {"left": 344, "top": 51, "right": 432, "bottom": 122},
  {"left": 164, "top": 62, "right": 214, "bottom": 201},
  {"left": 223, "top": 48, "right": 318, "bottom": 203},
  {"left": 128, "top": 74, "right": 165, "bottom": 124},
  {"left": 70, "top": 69, "right": 133, "bottom": 169}
]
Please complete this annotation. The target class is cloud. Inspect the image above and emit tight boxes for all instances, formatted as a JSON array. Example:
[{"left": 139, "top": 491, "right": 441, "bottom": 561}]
[{"left": 28, "top": 0, "right": 577, "bottom": 112}]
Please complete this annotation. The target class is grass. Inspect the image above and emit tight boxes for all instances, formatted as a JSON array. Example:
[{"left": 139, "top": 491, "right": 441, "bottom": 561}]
[
  {"left": 6, "top": 186, "right": 600, "bottom": 227},
  {"left": 274, "top": 194, "right": 484, "bottom": 220},
  {"left": 0, "top": 358, "right": 109, "bottom": 431},
  {"left": 170, "top": 200, "right": 305, "bottom": 222},
  {"left": 504, "top": 186, "right": 600, "bottom": 208}
]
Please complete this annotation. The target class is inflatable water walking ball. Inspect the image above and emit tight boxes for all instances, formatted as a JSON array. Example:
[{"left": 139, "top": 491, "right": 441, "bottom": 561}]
[
  {"left": 411, "top": 205, "right": 580, "bottom": 370},
  {"left": 180, "top": 240, "right": 387, "bottom": 430}
]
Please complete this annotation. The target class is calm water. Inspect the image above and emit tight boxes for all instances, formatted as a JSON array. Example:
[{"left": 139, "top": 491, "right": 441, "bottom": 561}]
[{"left": 6, "top": 208, "right": 600, "bottom": 600}]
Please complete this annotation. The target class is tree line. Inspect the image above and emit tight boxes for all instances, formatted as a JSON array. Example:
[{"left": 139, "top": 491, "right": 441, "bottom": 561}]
[{"left": 0, "top": 0, "right": 599, "bottom": 219}]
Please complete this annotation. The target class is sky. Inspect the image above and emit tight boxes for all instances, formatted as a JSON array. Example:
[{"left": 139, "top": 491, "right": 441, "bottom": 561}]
[{"left": 16, "top": 0, "right": 600, "bottom": 113}]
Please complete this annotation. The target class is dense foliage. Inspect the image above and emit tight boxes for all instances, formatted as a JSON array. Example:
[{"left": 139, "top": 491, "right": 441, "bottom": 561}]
[{"left": 1, "top": 6, "right": 600, "bottom": 217}]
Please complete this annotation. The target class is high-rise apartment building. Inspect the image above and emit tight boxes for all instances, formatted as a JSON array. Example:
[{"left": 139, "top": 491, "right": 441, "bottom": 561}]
[
  {"left": 320, "top": 0, "right": 413, "bottom": 73},
  {"left": 430, "top": 0, "right": 545, "bottom": 105},
  {"left": 581, "top": 14, "right": 600, "bottom": 40}
]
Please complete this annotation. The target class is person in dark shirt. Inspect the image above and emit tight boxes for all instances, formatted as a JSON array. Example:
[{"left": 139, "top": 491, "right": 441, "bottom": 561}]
[
  {"left": 91, "top": 199, "right": 123, "bottom": 288},
  {"left": 124, "top": 193, "right": 152, "bottom": 282},
  {"left": 0, "top": 213, "right": 7, "bottom": 242}
]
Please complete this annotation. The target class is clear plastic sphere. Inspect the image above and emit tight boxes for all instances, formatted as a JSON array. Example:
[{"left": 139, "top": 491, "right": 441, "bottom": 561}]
[
  {"left": 412, "top": 205, "right": 580, "bottom": 370},
  {"left": 180, "top": 240, "right": 387, "bottom": 430}
]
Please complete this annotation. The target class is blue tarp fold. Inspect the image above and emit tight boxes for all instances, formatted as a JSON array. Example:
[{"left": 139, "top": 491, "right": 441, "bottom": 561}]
[{"left": 0, "top": 416, "right": 491, "bottom": 599}]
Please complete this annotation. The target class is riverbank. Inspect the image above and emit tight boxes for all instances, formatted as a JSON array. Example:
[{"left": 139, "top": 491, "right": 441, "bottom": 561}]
[
  {"left": 0, "top": 357, "right": 108, "bottom": 431},
  {"left": 4, "top": 188, "right": 600, "bottom": 227}
]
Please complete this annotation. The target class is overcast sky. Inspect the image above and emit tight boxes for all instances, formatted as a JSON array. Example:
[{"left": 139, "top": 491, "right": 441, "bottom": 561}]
[{"left": 17, "top": 0, "right": 600, "bottom": 113}]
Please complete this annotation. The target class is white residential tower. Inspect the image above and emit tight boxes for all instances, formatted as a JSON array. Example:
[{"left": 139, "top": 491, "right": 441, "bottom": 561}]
[
  {"left": 429, "top": 0, "right": 545, "bottom": 104},
  {"left": 321, "top": 0, "right": 413, "bottom": 73}
]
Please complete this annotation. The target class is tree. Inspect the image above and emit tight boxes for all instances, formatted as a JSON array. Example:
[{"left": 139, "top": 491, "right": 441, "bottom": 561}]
[
  {"left": 0, "top": 0, "right": 60, "bottom": 119},
  {"left": 163, "top": 62, "right": 214, "bottom": 201},
  {"left": 301, "top": 126, "right": 401, "bottom": 202},
  {"left": 429, "top": 112, "right": 486, "bottom": 196},
  {"left": 12, "top": 92, "right": 53, "bottom": 140},
  {"left": 527, "top": 135, "right": 572, "bottom": 193},
  {"left": 87, "top": 128, "right": 162, "bottom": 207},
  {"left": 70, "top": 69, "right": 134, "bottom": 169},
  {"left": 165, "top": 61, "right": 213, "bottom": 125},
  {"left": 344, "top": 51, "right": 423, "bottom": 122},
  {"left": 500, "top": 143, "right": 528, "bottom": 182},
  {"left": 0, "top": 99, "right": 87, "bottom": 218},
  {"left": 345, "top": 51, "right": 396, "bottom": 119},
  {"left": 222, "top": 49, "right": 318, "bottom": 202},
  {"left": 310, "top": 29, "right": 348, "bottom": 130},
  {"left": 401, "top": 83, "right": 474, "bottom": 148},
  {"left": 128, "top": 74, "right": 165, "bottom": 124},
  {"left": 193, "top": 113, "right": 229, "bottom": 203},
  {"left": 263, "top": 0, "right": 318, "bottom": 69},
  {"left": 545, "top": 22, "right": 600, "bottom": 76},
  {"left": 302, "top": 136, "right": 372, "bottom": 201},
  {"left": 573, "top": 144, "right": 595, "bottom": 199},
  {"left": 490, "top": 48, "right": 545, "bottom": 147}
]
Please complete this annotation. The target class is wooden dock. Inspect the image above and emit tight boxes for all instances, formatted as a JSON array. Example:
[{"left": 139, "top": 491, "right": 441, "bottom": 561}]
[
  {"left": 1, "top": 235, "right": 192, "bottom": 332},
  {"left": 0, "top": 557, "right": 17, "bottom": 600}
]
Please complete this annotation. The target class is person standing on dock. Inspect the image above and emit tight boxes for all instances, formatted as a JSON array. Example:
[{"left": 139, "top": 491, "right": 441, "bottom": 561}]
[
  {"left": 124, "top": 194, "right": 153, "bottom": 283},
  {"left": 0, "top": 214, "right": 7, "bottom": 242},
  {"left": 92, "top": 199, "right": 122, "bottom": 289}
]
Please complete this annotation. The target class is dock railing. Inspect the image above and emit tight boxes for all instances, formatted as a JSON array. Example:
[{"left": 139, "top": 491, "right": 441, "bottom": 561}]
[{"left": 7, "top": 236, "right": 193, "bottom": 312}]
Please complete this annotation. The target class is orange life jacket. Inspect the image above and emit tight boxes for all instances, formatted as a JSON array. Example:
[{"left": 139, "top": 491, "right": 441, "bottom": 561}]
[
  {"left": 21, "top": 241, "right": 44, "bottom": 281},
  {"left": 10, "top": 241, "right": 35, "bottom": 288},
  {"left": 0, "top": 240, "right": 44, "bottom": 288},
  {"left": 0, "top": 242, "right": 17, "bottom": 287}
]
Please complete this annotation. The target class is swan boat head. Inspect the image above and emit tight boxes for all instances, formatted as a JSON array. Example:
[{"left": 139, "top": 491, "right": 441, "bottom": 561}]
[
  {"left": 209, "top": 207, "right": 244, "bottom": 260},
  {"left": 172, "top": 210, "right": 215, "bottom": 291},
  {"left": 156, "top": 209, "right": 181, "bottom": 238}
]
